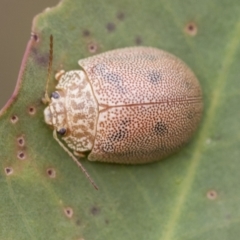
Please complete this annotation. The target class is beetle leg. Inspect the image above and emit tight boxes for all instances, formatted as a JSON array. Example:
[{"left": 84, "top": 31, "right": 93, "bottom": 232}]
[{"left": 73, "top": 151, "right": 86, "bottom": 158}]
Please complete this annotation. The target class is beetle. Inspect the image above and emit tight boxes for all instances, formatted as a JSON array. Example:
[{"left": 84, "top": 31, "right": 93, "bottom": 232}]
[{"left": 43, "top": 36, "right": 203, "bottom": 189}]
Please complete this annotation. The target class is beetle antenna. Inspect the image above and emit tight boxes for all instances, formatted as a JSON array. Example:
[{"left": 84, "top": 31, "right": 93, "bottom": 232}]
[
  {"left": 44, "top": 35, "right": 53, "bottom": 104},
  {"left": 53, "top": 129, "right": 99, "bottom": 190}
]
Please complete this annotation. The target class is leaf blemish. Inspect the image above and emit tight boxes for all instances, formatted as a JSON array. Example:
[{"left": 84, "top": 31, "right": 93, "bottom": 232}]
[
  {"left": 17, "top": 136, "right": 25, "bottom": 147},
  {"left": 76, "top": 219, "right": 81, "bottom": 226},
  {"left": 135, "top": 36, "right": 143, "bottom": 45},
  {"left": 31, "top": 32, "right": 39, "bottom": 42},
  {"left": 46, "top": 168, "right": 56, "bottom": 178},
  {"left": 64, "top": 207, "right": 73, "bottom": 218},
  {"left": 5, "top": 167, "right": 13, "bottom": 175},
  {"left": 90, "top": 206, "right": 100, "bottom": 216},
  {"left": 28, "top": 106, "right": 36, "bottom": 115},
  {"left": 83, "top": 29, "right": 91, "bottom": 37},
  {"left": 17, "top": 151, "right": 26, "bottom": 160},
  {"left": 185, "top": 22, "right": 198, "bottom": 36},
  {"left": 31, "top": 48, "right": 49, "bottom": 67},
  {"left": 106, "top": 22, "right": 116, "bottom": 32},
  {"left": 207, "top": 190, "right": 218, "bottom": 200},
  {"left": 10, "top": 115, "right": 18, "bottom": 124},
  {"left": 87, "top": 42, "right": 98, "bottom": 54},
  {"left": 117, "top": 12, "right": 125, "bottom": 21}
]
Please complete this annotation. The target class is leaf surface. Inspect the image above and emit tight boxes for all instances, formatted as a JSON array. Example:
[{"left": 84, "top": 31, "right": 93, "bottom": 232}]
[{"left": 0, "top": 0, "right": 240, "bottom": 239}]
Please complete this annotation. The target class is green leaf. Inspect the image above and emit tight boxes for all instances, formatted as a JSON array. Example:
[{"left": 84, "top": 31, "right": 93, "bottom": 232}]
[{"left": 0, "top": 0, "right": 240, "bottom": 239}]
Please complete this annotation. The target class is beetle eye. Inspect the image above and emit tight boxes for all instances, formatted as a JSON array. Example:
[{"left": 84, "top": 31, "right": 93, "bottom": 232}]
[
  {"left": 51, "top": 91, "right": 60, "bottom": 99},
  {"left": 57, "top": 128, "right": 66, "bottom": 135}
]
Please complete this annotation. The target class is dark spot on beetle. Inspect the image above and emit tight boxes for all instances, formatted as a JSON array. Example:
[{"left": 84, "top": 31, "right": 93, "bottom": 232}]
[
  {"left": 17, "top": 151, "right": 26, "bottom": 160},
  {"left": 51, "top": 91, "right": 60, "bottom": 99},
  {"left": 147, "top": 71, "right": 162, "bottom": 84},
  {"left": 117, "top": 12, "right": 125, "bottom": 21},
  {"left": 28, "top": 106, "right": 36, "bottom": 115},
  {"left": 5, "top": 167, "right": 13, "bottom": 175},
  {"left": 104, "top": 73, "right": 126, "bottom": 93},
  {"left": 106, "top": 22, "right": 116, "bottom": 32},
  {"left": 31, "top": 32, "right": 39, "bottom": 42},
  {"left": 105, "top": 219, "right": 109, "bottom": 224},
  {"left": 93, "top": 65, "right": 126, "bottom": 93},
  {"left": 185, "top": 22, "right": 197, "bottom": 36},
  {"left": 64, "top": 207, "right": 73, "bottom": 218},
  {"left": 83, "top": 29, "right": 91, "bottom": 37},
  {"left": 91, "top": 206, "right": 100, "bottom": 216},
  {"left": 109, "top": 119, "right": 130, "bottom": 142},
  {"left": 104, "top": 72, "right": 122, "bottom": 83},
  {"left": 10, "top": 115, "right": 18, "bottom": 124},
  {"left": 154, "top": 121, "right": 168, "bottom": 136},
  {"left": 207, "top": 190, "right": 218, "bottom": 200},
  {"left": 135, "top": 36, "right": 143, "bottom": 45},
  {"left": 120, "top": 119, "right": 131, "bottom": 126},
  {"left": 187, "top": 110, "right": 195, "bottom": 119},
  {"left": 110, "top": 129, "right": 127, "bottom": 142},
  {"left": 92, "top": 63, "right": 107, "bottom": 75},
  {"left": 102, "top": 142, "right": 114, "bottom": 153},
  {"left": 47, "top": 168, "right": 56, "bottom": 178},
  {"left": 87, "top": 42, "right": 98, "bottom": 53},
  {"left": 17, "top": 136, "right": 25, "bottom": 147},
  {"left": 184, "top": 81, "right": 192, "bottom": 90}
]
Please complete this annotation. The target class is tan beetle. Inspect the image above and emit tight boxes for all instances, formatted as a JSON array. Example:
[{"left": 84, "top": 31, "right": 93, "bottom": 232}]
[{"left": 43, "top": 36, "right": 203, "bottom": 189}]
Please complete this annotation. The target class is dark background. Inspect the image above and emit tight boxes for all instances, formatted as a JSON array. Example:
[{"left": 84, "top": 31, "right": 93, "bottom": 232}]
[{"left": 0, "top": 0, "right": 59, "bottom": 109}]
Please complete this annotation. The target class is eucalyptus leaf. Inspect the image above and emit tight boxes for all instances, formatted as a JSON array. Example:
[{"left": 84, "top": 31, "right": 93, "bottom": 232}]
[{"left": 0, "top": 0, "right": 240, "bottom": 239}]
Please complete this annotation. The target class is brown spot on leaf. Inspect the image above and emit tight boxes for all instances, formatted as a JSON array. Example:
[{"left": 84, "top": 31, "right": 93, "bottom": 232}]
[
  {"left": 91, "top": 206, "right": 100, "bottom": 215},
  {"left": 87, "top": 42, "right": 98, "bottom": 53},
  {"left": 185, "top": 22, "right": 198, "bottom": 36},
  {"left": 117, "top": 12, "right": 125, "bottom": 21},
  {"left": 83, "top": 29, "right": 91, "bottom": 37},
  {"left": 135, "top": 36, "right": 142, "bottom": 45},
  {"left": 17, "top": 136, "right": 25, "bottom": 147},
  {"left": 17, "top": 151, "right": 26, "bottom": 160},
  {"left": 31, "top": 32, "right": 39, "bottom": 42},
  {"left": 10, "top": 115, "right": 18, "bottom": 124},
  {"left": 106, "top": 22, "right": 116, "bottom": 32},
  {"left": 64, "top": 207, "right": 73, "bottom": 218},
  {"left": 28, "top": 106, "right": 36, "bottom": 115},
  {"left": 47, "top": 168, "right": 56, "bottom": 178},
  {"left": 76, "top": 219, "right": 81, "bottom": 226},
  {"left": 207, "top": 190, "right": 218, "bottom": 200},
  {"left": 5, "top": 167, "right": 13, "bottom": 175},
  {"left": 31, "top": 48, "right": 49, "bottom": 67}
]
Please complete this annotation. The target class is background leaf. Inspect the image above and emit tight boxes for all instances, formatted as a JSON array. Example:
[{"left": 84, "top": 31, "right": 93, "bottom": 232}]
[{"left": 0, "top": 0, "right": 240, "bottom": 239}]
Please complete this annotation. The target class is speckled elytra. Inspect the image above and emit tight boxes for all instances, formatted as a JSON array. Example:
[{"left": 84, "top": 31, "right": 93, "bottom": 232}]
[{"left": 43, "top": 36, "right": 203, "bottom": 189}]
